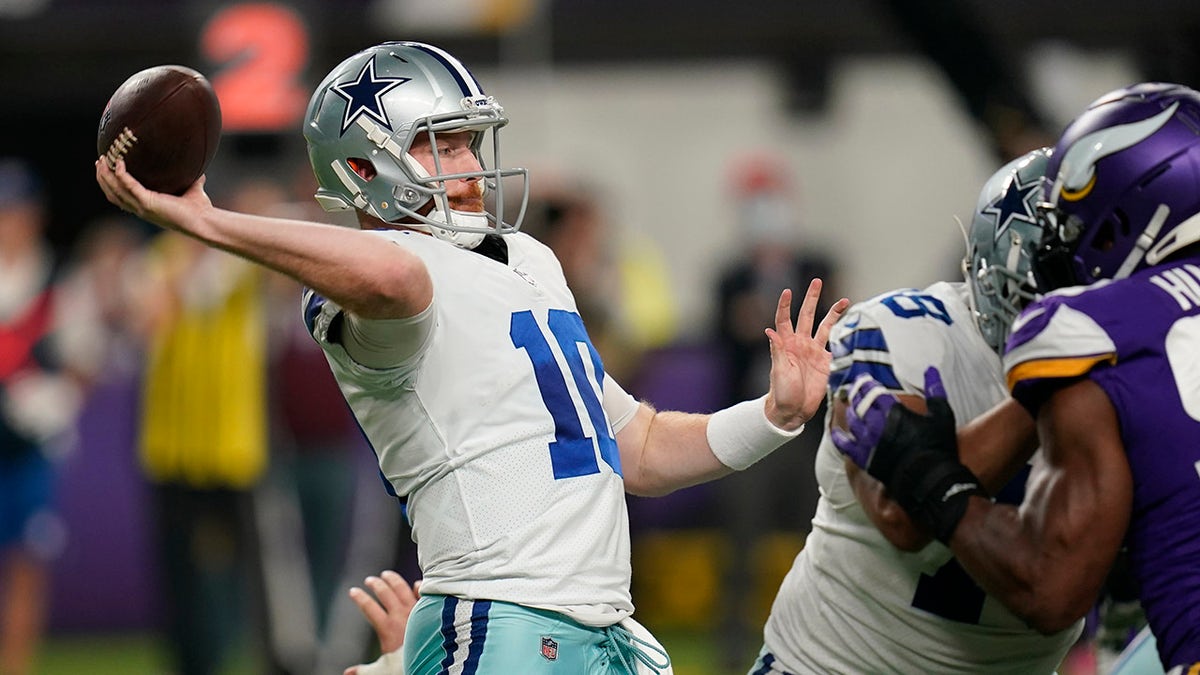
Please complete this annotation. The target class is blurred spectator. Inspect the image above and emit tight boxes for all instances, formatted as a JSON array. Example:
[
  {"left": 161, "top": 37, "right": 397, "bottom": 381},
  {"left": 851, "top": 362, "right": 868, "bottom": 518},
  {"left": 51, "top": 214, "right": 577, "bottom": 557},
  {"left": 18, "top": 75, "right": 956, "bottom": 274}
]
[
  {"left": 264, "top": 215, "right": 358, "bottom": 636},
  {"left": 268, "top": 262, "right": 413, "bottom": 673},
  {"left": 135, "top": 179, "right": 275, "bottom": 675},
  {"left": 54, "top": 215, "right": 149, "bottom": 381},
  {"left": 519, "top": 174, "right": 677, "bottom": 383},
  {"left": 209, "top": 156, "right": 412, "bottom": 673},
  {"left": 257, "top": 170, "right": 408, "bottom": 673},
  {"left": 0, "top": 159, "right": 91, "bottom": 675},
  {"left": 42, "top": 214, "right": 157, "bottom": 635},
  {"left": 711, "top": 152, "right": 841, "bottom": 668},
  {"left": 715, "top": 154, "right": 840, "bottom": 406}
]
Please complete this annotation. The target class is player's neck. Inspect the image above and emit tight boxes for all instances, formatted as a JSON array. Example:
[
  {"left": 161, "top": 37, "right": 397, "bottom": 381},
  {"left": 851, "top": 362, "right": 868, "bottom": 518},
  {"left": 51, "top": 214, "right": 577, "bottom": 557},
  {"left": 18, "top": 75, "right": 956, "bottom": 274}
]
[{"left": 471, "top": 234, "right": 508, "bottom": 264}]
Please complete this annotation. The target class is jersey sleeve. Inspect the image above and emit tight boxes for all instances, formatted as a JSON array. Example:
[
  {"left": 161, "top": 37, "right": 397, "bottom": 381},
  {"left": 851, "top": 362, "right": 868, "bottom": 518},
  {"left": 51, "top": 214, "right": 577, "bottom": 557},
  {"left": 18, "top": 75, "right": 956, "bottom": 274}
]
[
  {"left": 828, "top": 290, "right": 949, "bottom": 396},
  {"left": 1002, "top": 295, "right": 1118, "bottom": 413},
  {"left": 602, "top": 373, "right": 640, "bottom": 434},
  {"left": 830, "top": 310, "right": 897, "bottom": 392},
  {"left": 301, "top": 230, "right": 439, "bottom": 372},
  {"left": 340, "top": 303, "right": 436, "bottom": 370}
]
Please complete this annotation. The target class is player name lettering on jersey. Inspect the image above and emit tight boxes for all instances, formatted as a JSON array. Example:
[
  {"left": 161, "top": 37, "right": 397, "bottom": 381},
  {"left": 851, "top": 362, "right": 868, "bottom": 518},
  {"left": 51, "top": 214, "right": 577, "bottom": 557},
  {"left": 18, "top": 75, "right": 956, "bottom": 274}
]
[{"left": 1149, "top": 263, "right": 1200, "bottom": 310}]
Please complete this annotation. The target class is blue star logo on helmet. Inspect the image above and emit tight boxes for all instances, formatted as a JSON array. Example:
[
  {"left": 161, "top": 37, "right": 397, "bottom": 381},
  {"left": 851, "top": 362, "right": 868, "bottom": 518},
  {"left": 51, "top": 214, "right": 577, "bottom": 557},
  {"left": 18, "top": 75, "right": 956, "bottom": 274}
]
[
  {"left": 331, "top": 55, "right": 410, "bottom": 135},
  {"left": 983, "top": 171, "right": 1041, "bottom": 242}
]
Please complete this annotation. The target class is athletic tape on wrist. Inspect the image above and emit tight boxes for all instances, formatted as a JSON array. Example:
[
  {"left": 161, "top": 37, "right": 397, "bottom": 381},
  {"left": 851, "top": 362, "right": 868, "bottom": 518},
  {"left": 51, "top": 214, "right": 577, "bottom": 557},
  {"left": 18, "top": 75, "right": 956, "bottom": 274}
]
[
  {"left": 356, "top": 648, "right": 404, "bottom": 675},
  {"left": 926, "top": 468, "right": 986, "bottom": 544},
  {"left": 706, "top": 395, "right": 804, "bottom": 471}
]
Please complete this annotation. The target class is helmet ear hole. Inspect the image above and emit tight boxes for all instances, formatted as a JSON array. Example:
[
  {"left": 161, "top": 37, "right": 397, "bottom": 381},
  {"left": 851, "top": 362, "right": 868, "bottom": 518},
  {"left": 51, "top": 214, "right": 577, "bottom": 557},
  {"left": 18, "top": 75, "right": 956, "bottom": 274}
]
[
  {"left": 1115, "top": 209, "right": 1131, "bottom": 238},
  {"left": 347, "top": 158, "right": 376, "bottom": 181},
  {"left": 1091, "top": 217, "right": 1119, "bottom": 252}
]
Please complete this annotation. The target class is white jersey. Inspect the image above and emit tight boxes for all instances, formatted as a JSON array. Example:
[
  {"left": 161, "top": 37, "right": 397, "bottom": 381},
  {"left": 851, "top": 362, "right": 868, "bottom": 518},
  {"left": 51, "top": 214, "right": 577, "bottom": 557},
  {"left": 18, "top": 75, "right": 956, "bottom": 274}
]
[
  {"left": 762, "top": 282, "right": 1081, "bottom": 674},
  {"left": 305, "top": 231, "right": 632, "bottom": 627}
]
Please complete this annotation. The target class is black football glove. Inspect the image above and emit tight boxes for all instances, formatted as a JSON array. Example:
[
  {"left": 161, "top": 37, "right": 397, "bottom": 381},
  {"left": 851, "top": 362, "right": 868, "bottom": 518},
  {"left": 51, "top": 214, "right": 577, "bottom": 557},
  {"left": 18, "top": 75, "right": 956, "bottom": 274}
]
[{"left": 832, "top": 366, "right": 985, "bottom": 543}]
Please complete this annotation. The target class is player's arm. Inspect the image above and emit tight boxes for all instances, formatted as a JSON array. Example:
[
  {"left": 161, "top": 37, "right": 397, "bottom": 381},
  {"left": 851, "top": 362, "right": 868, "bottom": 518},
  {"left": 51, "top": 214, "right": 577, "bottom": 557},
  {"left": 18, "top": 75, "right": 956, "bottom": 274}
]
[
  {"left": 955, "top": 397, "right": 1039, "bottom": 492},
  {"left": 617, "top": 280, "right": 848, "bottom": 497},
  {"left": 948, "top": 378, "right": 1131, "bottom": 633},
  {"left": 613, "top": 404, "right": 725, "bottom": 497},
  {"left": 96, "top": 159, "right": 432, "bottom": 321},
  {"left": 842, "top": 395, "right": 1038, "bottom": 551}
]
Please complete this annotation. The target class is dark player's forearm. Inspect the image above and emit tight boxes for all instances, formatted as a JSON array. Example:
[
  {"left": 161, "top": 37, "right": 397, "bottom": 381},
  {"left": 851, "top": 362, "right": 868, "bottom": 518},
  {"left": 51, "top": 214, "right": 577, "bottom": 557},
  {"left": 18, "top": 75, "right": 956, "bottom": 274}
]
[
  {"left": 956, "top": 399, "right": 1037, "bottom": 495},
  {"left": 950, "top": 497, "right": 1089, "bottom": 634}
]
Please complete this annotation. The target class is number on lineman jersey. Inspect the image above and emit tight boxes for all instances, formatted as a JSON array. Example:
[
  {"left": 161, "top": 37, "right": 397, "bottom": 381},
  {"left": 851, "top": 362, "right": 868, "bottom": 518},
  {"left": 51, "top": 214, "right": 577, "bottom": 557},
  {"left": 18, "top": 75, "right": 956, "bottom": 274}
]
[
  {"left": 511, "top": 309, "right": 622, "bottom": 480},
  {"left": 912, "top": 464, "right": 1032, "bottom": 623},
  {"left": 878, "top": 289, "right": 986, "bottom": 623}
]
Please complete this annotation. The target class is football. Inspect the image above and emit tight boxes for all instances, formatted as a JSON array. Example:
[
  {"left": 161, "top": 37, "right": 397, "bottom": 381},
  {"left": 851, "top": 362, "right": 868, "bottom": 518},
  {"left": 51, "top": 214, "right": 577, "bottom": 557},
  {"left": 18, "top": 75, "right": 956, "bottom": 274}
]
[{"left": 97, "top": 65, "right": 222, "bottom": 195}]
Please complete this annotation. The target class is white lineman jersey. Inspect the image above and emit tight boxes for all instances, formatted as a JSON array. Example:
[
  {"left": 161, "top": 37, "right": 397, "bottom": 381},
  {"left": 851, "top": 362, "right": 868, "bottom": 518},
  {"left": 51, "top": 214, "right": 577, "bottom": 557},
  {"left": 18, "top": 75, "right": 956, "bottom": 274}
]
[
  {"left": 761, "top": 282, "right": 1081, "bottom": 674},
  {"left": 305, "top": 231, "right": 633, "bottom": 627}
]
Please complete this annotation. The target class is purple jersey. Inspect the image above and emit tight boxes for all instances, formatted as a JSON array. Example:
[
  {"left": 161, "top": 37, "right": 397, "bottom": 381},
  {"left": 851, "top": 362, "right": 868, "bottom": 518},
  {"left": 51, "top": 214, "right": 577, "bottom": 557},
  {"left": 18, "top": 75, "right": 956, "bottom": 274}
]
[{"left": 1003, "top": 253, "right": 1200, "bottom": 670}]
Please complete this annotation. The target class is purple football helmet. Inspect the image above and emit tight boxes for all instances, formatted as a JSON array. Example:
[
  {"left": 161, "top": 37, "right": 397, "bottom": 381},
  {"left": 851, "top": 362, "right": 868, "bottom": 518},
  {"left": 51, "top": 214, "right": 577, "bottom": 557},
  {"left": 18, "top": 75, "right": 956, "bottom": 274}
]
[{"left": 1036, "top": 82, "right": 1200, "bottom": 290}]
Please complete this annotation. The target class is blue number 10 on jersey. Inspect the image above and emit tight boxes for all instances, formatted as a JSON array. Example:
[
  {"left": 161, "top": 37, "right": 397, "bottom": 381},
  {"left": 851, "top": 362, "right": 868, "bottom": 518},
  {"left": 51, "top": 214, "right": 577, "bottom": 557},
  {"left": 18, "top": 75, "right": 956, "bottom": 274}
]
[{"left": 510, "top": 309, "right": 622, "bottom": 480}]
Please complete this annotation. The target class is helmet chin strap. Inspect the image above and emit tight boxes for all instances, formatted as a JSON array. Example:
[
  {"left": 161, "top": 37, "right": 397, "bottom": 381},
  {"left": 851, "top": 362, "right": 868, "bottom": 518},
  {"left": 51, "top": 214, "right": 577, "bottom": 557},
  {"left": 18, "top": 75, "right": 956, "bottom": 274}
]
[{"left": 425, "top": 208, "right": 488, "bottom": 249}]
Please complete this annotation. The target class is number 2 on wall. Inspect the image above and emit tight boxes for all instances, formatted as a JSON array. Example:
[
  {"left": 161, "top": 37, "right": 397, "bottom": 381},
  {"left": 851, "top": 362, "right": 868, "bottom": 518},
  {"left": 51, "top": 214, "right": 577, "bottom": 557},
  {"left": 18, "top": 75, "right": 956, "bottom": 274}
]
[
  {"left": 200, "top": 2, "right": 311, "bottom": 132},
  {"left": 511, "top": 309, "right": 622, "bottom": 480}
]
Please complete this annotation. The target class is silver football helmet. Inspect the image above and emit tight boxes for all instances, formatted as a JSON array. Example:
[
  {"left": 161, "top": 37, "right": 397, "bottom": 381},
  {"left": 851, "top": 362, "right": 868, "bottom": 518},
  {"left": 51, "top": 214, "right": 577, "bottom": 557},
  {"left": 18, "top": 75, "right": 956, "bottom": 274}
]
[
  {"left": 963, "top": 148, "right": 1051, "bottom": 354},
  {"left": 304, "top": 41, "right": 529, "bottom": 248}
]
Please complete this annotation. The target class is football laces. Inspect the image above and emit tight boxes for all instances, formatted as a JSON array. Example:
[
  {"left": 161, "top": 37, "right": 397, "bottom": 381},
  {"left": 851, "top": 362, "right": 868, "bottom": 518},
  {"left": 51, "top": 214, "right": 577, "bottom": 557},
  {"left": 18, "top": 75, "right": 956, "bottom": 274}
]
[{"left": 104, "top": 127, "right": 138, "bottom": 169}]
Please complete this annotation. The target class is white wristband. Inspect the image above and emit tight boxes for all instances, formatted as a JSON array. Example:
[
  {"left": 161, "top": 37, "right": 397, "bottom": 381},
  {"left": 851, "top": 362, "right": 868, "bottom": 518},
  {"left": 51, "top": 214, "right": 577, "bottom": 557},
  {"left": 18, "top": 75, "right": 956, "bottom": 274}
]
[
  {"left": 706, "top": 395, "right": 804, "bottom": 471},
  {"left": 355, "top": 648, "right": 404, "bottom": 675}
]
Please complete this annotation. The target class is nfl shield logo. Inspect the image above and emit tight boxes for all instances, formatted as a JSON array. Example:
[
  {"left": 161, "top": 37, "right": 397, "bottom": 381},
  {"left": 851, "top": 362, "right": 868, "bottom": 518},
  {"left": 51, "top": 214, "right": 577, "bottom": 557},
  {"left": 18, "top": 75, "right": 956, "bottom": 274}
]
[{"left": 540, "top": 636, "right": 558, "bottom": 661}]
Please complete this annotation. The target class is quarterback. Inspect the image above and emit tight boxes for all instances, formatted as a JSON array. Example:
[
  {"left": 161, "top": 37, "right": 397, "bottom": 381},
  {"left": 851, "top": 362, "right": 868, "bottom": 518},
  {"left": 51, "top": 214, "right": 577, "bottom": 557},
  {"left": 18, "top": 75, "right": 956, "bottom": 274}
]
[{"left": 97, "top": 41, "right": 847, "bottom": 675}]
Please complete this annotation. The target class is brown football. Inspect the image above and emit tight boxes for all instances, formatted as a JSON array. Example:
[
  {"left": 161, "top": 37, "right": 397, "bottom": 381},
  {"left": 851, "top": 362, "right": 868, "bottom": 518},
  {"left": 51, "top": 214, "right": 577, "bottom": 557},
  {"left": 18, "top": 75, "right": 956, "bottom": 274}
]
[{"left": 97, "top": 65, "right": 222, "bottom": 195}]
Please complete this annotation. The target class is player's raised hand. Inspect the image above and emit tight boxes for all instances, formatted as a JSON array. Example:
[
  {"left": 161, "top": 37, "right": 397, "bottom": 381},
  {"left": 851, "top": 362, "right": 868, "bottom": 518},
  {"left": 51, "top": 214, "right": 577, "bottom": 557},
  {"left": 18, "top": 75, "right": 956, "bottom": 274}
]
[{"left": 764, "top": 279, "right": 850, "bottom": 430}]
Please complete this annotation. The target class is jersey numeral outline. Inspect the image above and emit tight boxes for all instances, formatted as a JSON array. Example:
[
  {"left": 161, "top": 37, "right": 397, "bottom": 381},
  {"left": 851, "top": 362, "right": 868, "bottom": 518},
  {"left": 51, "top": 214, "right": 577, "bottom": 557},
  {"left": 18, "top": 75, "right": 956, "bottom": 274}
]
[
  {"left": 882, "top": 291, "right": 953, "bottom": 325},
  {"left": 511, "top": 309, "right": 621, "bottom": 480},
  {"left": 912, "top": 560, "right": 986, "bottom": 624},
  {"left": 911, "top": 465, "right": 1030, "bottom": 623},
  {"left": 1166, "top": 314, "right": 1200, "bottom": 423}
]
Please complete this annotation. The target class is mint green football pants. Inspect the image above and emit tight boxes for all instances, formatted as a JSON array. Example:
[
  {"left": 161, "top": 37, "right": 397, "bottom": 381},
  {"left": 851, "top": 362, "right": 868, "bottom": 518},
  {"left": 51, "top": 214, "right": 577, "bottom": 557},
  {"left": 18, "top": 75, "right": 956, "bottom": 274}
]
[{"left": 402, "top": 595, "right": 671, "bottom": 675}]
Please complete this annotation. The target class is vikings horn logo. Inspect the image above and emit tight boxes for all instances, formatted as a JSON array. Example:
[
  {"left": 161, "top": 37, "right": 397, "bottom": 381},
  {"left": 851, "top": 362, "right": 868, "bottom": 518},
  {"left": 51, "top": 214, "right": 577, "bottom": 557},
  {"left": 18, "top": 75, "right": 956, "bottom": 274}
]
[{"left": 1057, "top": 103, "right": 1178, "bottom": 203}]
